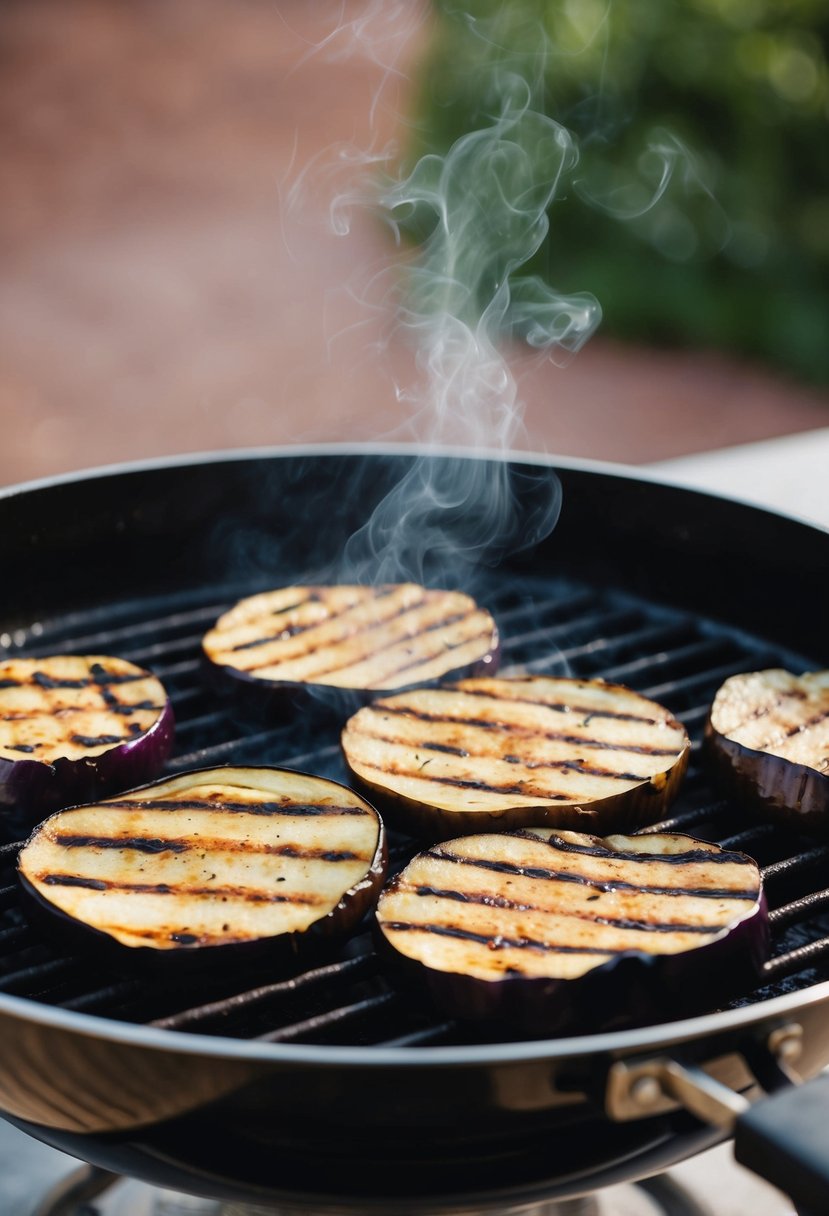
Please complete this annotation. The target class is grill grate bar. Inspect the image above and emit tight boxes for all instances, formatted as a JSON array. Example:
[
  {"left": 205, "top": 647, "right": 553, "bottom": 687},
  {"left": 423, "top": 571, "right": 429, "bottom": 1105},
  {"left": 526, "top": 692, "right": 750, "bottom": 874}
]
[
  {"left": 642, "top": 656, "right": 780, "bottom": 707},
  {"left": 492, "top": 589, "right": 599, "bottom": 628},
  {"left": 256, "top": 991, "right": 396, "bottom": 1043},
  {"left": 763, "top": 937, "right": 829, "bottom": 981},
  {"left": 16, "top": 604, "right": 228, "bottom": 658},
  {"left": 600, "top": 638, "right": 737, "bottom": 687},
  {"left": 762, "top": 847, "right": 829, "bottom": 883},
  {"left": 62, "top": 980, "right": 146, "bottom": 1013},
  {"left": 381, "top": 1022, "right": 459, "bottom": 1047},
  {"left": 500, "top": 608, "right": 649, "bottom": 658},
  {"left": 770, "top": 888, "right": 829, "bottom": 930},
  {"left": 151, "top": 953, "right": 375, "bottom": 1032}
]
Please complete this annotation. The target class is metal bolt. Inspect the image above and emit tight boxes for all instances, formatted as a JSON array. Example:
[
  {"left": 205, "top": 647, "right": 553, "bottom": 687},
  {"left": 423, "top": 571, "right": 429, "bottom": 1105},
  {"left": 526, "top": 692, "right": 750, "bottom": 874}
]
[
  {"left": 768, "top": 1022, "right": 803, "bottom": 1065},
  {"left": 630, "top": 1074, "right": 663, "bottom": 1108}
]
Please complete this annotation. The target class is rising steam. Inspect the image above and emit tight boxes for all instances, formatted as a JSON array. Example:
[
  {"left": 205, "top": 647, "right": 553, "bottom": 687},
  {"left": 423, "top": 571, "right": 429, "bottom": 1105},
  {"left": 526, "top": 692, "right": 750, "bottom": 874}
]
[{"left": 285, "top": 3, "right": 699, "bottom": 586}]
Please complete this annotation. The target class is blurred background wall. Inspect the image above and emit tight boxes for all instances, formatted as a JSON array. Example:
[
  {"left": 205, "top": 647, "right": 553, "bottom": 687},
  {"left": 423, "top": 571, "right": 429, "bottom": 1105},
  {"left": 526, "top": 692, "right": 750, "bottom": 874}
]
[{"left": 1, "top": 0, "right": 827, "bottom": 487}]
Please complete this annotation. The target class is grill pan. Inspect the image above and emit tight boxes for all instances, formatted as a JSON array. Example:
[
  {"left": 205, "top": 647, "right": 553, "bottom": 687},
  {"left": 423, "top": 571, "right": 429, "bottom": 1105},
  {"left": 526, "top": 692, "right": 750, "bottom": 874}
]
[{"left": 1, "top": 445, "right": 828, "bottom": 1213}]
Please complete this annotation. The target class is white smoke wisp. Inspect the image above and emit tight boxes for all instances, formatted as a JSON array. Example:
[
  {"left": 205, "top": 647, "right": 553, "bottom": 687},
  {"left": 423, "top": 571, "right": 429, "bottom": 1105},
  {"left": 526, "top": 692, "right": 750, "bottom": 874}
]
[
  {"left": 284, "top": 6, "right": 603, "bottom": 587},
  {"left": 340, "top": 70, "right": 601, "bottom": 584}
]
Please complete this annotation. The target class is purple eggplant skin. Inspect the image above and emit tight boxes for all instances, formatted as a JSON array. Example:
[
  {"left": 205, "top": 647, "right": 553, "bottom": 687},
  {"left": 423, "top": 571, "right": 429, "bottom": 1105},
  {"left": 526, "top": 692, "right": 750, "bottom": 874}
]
[
  {"left": 203, "top": 644, "right": 502, "bottom": 728},
  {"left": 705, "top": 721, "right": 829, "bottom": 838},
  {"left": 17, "top": 766, "right": 388, "bottom": 976},
  {"left": 0, "top": 700, "right": 175, "bottom": 843}
]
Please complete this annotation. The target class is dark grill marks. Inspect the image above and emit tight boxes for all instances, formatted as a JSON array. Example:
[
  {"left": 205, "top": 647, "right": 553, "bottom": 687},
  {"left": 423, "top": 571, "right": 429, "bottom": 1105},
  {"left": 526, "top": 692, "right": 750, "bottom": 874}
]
[
  {"left": 355, "top": 758, "right": 578, "bottom": 801},
  {"left": 405, "top": 883, "right": 727, "bottom": 935},
  {"left": 382, "top": 921, "right": 618, "bottom": 955},
  {"left": 511, "top": 831, "right": 751, "bottom": 867},
  {"left": 70, "top": 733, "right": 132, "bottom": 748},
  {"left": 374, "top": 704, "right": 681, "bottom": 757},
  {"left": 99, "top": 798, "right": 371, "bottom": 817},
  {"left": 445, "top": 684, "right": 662, "bottom": 726},
  {"left": 424, "top": 848, "right": 760, "bottom": 901},
  {"left": 39, "top": 873, "right": 323, "bottom": 905},
  {"left": 243, "top": 590, "right": 430, "bottom": 675},
  {"left": 50, "top": 833, "right": 367, "bottom": 864}
]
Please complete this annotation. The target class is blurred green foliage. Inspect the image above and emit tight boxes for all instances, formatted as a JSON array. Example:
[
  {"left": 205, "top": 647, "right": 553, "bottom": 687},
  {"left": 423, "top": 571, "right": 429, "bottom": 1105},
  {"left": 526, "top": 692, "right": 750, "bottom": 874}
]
[{"left": 406, "top": 0, "right": 829, "bottom": 384}]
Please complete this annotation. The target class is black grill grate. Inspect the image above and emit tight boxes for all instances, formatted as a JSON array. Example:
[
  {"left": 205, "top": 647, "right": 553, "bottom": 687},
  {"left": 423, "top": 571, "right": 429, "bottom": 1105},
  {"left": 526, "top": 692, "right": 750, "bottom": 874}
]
[{"left": 1, "top": 573, "right": 827, "bottom": 1047}]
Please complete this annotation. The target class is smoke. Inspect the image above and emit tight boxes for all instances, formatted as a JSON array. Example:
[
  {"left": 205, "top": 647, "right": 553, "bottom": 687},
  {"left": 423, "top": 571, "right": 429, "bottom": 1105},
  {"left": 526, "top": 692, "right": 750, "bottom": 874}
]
[{"left": 283, "top": 2, "right": 708, "bottom": 586}]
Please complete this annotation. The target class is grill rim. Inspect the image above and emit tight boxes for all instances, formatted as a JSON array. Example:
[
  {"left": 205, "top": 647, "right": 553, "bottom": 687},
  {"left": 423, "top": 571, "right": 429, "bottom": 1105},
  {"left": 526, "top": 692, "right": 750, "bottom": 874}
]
[
  {"left": 3, "top": 439, "right": 827, "bottom": 540},
  {"left": 1, "top": 442, "right": 828, "bottom": 1070}
]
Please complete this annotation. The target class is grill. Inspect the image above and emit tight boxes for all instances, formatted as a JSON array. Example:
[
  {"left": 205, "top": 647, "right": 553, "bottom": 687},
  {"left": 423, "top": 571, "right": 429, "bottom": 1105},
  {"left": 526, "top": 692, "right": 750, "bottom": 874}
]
[
  {"left": 1, "top": 448, "right": 828, "bottom": 1213},
  {"left": 1, "top": 573, "right": 827, "bottom": 1042}
]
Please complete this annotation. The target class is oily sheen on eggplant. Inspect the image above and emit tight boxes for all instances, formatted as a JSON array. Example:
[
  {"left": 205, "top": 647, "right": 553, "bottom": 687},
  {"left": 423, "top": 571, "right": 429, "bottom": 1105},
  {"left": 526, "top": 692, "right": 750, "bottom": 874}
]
[
  {"left": 706, "top": 669, "right": 829, "bottom": 835},
  {"left": 376, "top": 828, "right": 767, "bottom": 1034},
  {"left": 17, "top": 766, "right": 386, "bottom": 969},
  {"left": 342, "top": 676, "right": 690, "bottom": 839},
  {"left": 202, "top": 584, "right": 499, "bottom": 714},
  {"left": 0, "top": 655, "right": 174, "bottom": 837}
]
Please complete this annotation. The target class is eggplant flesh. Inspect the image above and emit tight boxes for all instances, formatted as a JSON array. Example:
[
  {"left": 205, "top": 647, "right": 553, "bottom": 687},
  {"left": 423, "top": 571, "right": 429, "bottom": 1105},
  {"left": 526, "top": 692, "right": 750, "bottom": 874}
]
[
  {"left": 706, "top": 669, "right": 829, "bottom": 834},
  {"left": 18, "top": 766, "right": 386, "bottom": 966},
  {"left": 376, "top": 828, "right": 766, "bottom": 1034},
  {"left": 0, "top": 655, "right": 174, "bottom": 835},
  {"left": 342, "top": 676, "right": 690, "bottom": 839},
  {"left": 202, "top": 585, "right": 499, "bottom": 706}
]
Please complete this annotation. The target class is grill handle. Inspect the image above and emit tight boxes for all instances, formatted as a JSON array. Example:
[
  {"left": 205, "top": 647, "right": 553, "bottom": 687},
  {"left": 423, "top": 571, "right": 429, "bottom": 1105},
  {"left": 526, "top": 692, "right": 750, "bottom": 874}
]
[
  {"left": 733, "top": 1073, "right": 829, "bottom": 1216},
  {"left": 606, "top": 1040, "right": 829, "bottom": 1216}
]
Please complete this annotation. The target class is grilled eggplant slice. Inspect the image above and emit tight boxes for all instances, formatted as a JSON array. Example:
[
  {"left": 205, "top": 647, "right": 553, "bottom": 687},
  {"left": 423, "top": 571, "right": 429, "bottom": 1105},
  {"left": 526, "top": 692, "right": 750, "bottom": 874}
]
[
  {"left": 18, "top": 766, "right": 386, "bottom": 969},
  {"left": 202, "top": 584, "right": 499, "bottom": 716},
  {"left": 0, "top": 655, "right": 174, "bottom": 837},
  {"left": 706, "top": 669, "right": 829, "bottom": 834},
  {"left": 342, "top": 676, "right": 690, "bottom": 839},
  {"left": 376, "top": 828, "right": 767, "bottom": 1034}
]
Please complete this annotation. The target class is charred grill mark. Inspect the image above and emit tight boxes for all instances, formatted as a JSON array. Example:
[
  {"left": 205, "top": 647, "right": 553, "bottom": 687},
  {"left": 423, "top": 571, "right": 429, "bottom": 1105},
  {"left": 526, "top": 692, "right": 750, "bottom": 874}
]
[
  {"left": 420, "top": 742, "right": 470, "bottom": 758},
  {"left": 89, "top": 665, "right": 145, "bottom": 686},
  {"left": 511, "top": 831, "right": 751, "bottom": 867},
  {"left": 782, "top": 708, "right": 829, "bottom": 738},
  {"left": 425, "top": 849, "right": 759, "bottom": 901},
  {"left": 32, "top": 673, "right": 92, "bottom": 690},
  {"left": 231, "top": 621, "right": 314, "bottom": 651},
  {"left": 382, "top": 920, "right": 617, "bottom": 955},
  {"left": 38, "top": 873, "right": 323, "bottom": 904},
  {"left": 50, "top": 832, "right": 369, "bottom": 863},
  {"left": 241, "top": 590, "right": 431, "bottom": 673},
  {"left": 364, "top": 620, "right": 490, "bottom": 684},
  {"left": 53, "top": 835, "right": 190, "bottom": 854},
  {"left": 100, "top": 797, "right": 370, "bottom": 817},
  {"left": 355, "top": 758, "right": 579, "bottom": 801},
  {"left": 447, "top": 686, "right": 663, "bottom": 725},
  {"left": 70, "top": 733, "right": 132, "bottom": 748},
  {"left": 8, "top": 743, "right": 37, "bottom": 753},
  {"left": 406, "top": 883, "right": 725, "bottom": 934},
  {"left": 375, "top": 706, "right": 680, "bottom": 756},
  {"left": 366, "top": 731, "right": 652, "bottom": 783}
]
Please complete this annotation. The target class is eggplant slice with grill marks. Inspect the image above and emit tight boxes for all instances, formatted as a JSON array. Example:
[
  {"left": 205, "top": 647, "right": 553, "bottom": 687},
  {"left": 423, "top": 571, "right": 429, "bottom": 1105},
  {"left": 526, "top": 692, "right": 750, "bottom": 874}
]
[
  {"left": 706, "top": 669, "right": 829, "bottom": 835},
  {"left": 201, "top": 584, "right": 499, "bottom": 717},
  {"left": 0, "top": 655, "right": 174, "bottom": 837},
  {"left": 342, "top": 675, "right": 690, "bottom": 840},
  {"left": 376, "top": 828, "right": 767, "bottom": 1034},
  {"left": 18, "top": 766, "right": 387, "bottom": 969}
]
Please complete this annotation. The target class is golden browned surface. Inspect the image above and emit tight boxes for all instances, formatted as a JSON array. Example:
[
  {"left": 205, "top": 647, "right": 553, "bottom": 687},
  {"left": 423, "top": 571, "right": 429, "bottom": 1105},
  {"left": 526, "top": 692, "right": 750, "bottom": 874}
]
[
  {"left": 19, "top": 768, "right": 383, "bottom": 949},
  {"left": 377, "top": 829, "right": 761, "bottom": 981},
  {"left": 203, "top": 584, "right": 497, "bottom": 689},
  {"left": 1, "top": 0, "right": 828, "bottom": 489},
  {"left": 710, "top": 670, "right": 829, "bottom": 771},
  {"left": 0, "top": 655, "right": 168, "bottom": 763},
  {"left": 343, "top": 676, "right": 689, "bottom": 814}
]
